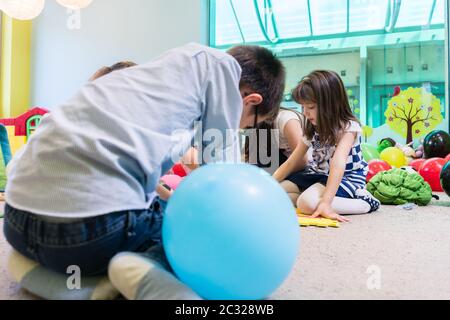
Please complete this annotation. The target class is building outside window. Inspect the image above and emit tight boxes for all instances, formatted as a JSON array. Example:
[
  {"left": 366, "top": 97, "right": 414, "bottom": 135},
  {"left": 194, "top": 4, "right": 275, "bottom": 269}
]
[{"left": 210, "top": 0, "right": 449, "bottom": 146}]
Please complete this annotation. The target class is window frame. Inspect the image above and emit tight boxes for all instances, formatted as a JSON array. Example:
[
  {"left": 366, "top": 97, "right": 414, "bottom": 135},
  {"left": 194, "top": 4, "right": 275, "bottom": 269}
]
[{"left": 209, "top": 0, "right": 449, "bottom": 130}]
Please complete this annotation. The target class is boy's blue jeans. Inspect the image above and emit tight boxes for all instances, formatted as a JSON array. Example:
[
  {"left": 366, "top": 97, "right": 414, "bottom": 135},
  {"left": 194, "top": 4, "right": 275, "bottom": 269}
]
[{"left": 3, "top": 198, "right": 167, "bottom": 276}]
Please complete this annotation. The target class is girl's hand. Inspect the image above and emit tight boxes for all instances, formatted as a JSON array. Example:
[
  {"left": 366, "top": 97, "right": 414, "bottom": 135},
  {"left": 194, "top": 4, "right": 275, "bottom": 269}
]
[
  {"left": 311, "top": 201, "right": 350, "bottom": 222},
  {"left": 273, "top": 141, "right": 309, "bottom": 182}
]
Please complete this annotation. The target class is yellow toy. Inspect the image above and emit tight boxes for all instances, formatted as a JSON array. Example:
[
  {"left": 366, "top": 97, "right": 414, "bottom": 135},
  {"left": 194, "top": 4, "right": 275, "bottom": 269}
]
[
  {"left": 380, "top": 147, "right": 407, "bottom": 168},
  {"left": 296, "top": 209, "right": 340, "bottom": 228}
]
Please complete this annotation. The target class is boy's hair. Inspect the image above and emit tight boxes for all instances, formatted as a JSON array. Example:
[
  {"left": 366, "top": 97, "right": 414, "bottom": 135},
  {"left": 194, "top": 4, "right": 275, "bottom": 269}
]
[
  {"left": 227, "top": 45, "right": 286, "bottom": 120},
  {"left": 90, "top": 61, "right": 137, "bottom": 80},
  {"left": 292, "top": 70, "right": 358, "bottom": 146}
]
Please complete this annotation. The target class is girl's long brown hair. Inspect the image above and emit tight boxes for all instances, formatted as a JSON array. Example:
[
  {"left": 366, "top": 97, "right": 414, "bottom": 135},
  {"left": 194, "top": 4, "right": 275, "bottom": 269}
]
[{"left": 292, "top": 70, "right": 359, "bottom": 146}]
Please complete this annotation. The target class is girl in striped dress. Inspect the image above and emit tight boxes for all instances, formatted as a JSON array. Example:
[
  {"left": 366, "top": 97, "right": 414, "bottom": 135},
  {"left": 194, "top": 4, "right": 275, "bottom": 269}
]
[{"left": 273, "top": 70, "right": 380, "bottom": 222}]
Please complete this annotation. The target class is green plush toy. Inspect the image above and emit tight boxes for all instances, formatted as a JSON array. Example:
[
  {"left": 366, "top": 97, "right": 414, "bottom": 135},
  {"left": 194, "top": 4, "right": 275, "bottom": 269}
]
[
  {"left": 367, "top": 168, "right": 432, "bottom": 206},
  {"left": 377, "top": 138, "right": 396, "bottom": 154}
]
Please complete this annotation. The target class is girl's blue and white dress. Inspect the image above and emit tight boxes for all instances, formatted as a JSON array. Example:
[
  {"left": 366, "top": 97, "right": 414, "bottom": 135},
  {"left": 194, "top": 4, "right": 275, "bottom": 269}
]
[{"left": 286, "top": 121, "right": 380, "bottom": 212}]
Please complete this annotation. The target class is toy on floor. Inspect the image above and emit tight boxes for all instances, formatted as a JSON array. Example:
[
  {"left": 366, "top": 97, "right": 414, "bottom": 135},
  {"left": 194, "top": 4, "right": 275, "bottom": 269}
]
[
  {"left": 367, "top": 168, "right": 432, "bottom": 206},
  {"left": 410, "top": 158, "right": 426, "bottom": 172},
  {"left": 418, "top": 158, "right": 446, "bottom": 192},
  {"left": 0, "top": 107, "right": 49, "bottom": 156},
  {"left": 400, "top": 166, "right": 417, "bottom": 174},
  {"left": 440, "top": 161, "right": 450, "bottom": 197},
  {"left": 367, "top": 160, "right": 391, "bottom": 182},
  {"left": 445, "top": 154, "right": 450, "bottom": 163},
  {"left": 400, "top": 142, "right": 417, "bottom": 159},
  {"left": 377, "top": 138, "right": 396, "bottom": 153},
  {"left": 380, "top": 147, "right": 407, "bottom": 168},
  {"left": 296, "top": 209, "right": 340, "bottom": 228},
  {"left": 397, "top": 203, "right": 417, "bottom": 211},
  {"left": 415, "top": 144, "right": 424, "bottom": 158},
  {"left": 377, "top": 138, "right": 423, "bottom": 163},
  {"left": 162, "top": 163, "right": 299, "bottom": 300},
  {"left": 423, "top": 130, "right": 450, "bottom": 159}
]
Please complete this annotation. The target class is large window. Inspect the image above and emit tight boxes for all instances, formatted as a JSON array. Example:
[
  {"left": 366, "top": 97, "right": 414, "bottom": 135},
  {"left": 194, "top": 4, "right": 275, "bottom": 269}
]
[{"left": 210, "top": 0, "right": 448, "bottom": 145}]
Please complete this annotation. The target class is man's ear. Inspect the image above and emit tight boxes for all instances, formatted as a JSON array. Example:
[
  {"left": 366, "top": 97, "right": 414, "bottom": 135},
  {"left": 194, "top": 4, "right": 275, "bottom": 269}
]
[{"left": 243, "top": 93, "right": 263, "bottom": 107}]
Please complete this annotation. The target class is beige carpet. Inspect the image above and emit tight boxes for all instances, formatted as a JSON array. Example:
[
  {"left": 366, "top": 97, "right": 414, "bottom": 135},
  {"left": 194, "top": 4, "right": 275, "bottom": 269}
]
[{"left": 1, "top": 194, "right": 450, "bottom": 300}]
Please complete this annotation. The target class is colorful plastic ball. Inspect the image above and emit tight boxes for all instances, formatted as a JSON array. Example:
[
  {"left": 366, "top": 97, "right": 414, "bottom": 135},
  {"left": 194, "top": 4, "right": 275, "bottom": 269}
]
[
  {"left": 419, "top": 158, "right": 447, "bottom": 192},
  {"left": 367, "top": 160, "right": 392, "bottom": 182},
  {"left": 380, "top": 147, "right": 407, "bottom": 168},
  {"left": 423, "top": 130, "right": 450, "bottom": 159},
  {"left": 409, "top": 158, "right": 426, "bottom": 172},
  {"left": 362, "top": 143, "right": 380, "bottom": 162},
  {"left": 440, "top": 162, "right": 450, "bottom": 197},
  {"left": 162, "top": 163, "right": 299, "bottom": 300},
  {"left": 160, "top": 174, "right": 183, "bottom": 190}
]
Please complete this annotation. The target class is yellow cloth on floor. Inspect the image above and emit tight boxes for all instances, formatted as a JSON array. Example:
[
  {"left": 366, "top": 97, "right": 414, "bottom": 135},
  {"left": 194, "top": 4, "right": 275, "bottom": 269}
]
[{"left": 297, "top": 209, "right": 340, "bottom": 228}]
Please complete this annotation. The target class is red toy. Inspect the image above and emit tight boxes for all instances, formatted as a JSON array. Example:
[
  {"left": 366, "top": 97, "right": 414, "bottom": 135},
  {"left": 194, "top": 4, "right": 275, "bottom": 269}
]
[
  {"left": 419, "top": 158, "right": 447, "bottom": 192},
  {"left": 445, "top": 154, "right": 450, "bottom": 164},
  {"left": 409, "top": 158, "right": 426, "bottom": 172},
  {"left": 0, "top": 107, "right": 49, "bottom": 137},
  {"left": 367, "top": 160, "right": 392, "bottom": 182},
  {"left": 172, "top": 163, "right": 188, "bottom": 177}
]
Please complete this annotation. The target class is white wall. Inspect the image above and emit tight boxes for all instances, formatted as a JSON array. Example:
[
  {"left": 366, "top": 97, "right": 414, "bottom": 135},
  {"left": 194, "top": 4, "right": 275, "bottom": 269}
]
[{"left": 31, "top": 0, "right": 208, "bottom": 108}]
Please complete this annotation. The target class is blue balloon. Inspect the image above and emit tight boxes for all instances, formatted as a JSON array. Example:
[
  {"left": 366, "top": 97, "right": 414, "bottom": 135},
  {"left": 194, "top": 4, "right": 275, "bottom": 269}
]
[{"left": 162, "top": 163, "right": 300, "bottom": 300}]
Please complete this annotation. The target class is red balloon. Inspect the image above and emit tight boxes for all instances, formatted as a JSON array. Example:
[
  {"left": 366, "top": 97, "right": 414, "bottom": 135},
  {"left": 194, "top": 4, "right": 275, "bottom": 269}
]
[
  {"left": 419, "top": 158, "right": 447, "bottom": 192},
  {"left": 445, "top": 154, "right": 450, "bottom": 163},
  {"left": 367, "top": 160, "right": 392, "bottom": 182},
  {"left": 410, "top": 158, "right": 426, "bottom": 172}
]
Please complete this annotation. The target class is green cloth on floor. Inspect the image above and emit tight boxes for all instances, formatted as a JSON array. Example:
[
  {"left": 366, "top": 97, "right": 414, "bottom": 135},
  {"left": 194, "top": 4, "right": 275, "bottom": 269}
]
[{"left": 367, "top": 168, "right": 433, "bottom": 206}]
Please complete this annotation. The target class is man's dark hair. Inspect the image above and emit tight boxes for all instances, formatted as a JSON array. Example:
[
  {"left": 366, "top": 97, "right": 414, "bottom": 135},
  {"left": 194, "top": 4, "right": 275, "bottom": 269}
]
[
  {"left": 90, "top": 61, "right": 137, "bottom": 81},
  {"left": 227, "top": 45, "right": 286, "bottom": 119}
]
